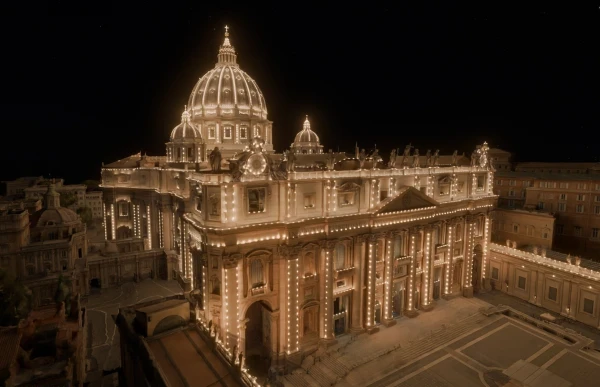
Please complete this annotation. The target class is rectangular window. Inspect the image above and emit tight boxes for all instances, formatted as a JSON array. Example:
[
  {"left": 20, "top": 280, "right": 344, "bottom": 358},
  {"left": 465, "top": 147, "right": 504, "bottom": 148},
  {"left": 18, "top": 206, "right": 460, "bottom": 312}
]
[
  {"left": 577, "top": 194, "right": 585, "bottom": 201},
  {"left": 527, "top": 227, "right": 534, "bottom": 236},
  {"left": 592, "top": 228, "right": 599, "bottom": 239},
  {"left": 595, "top": 195, "right": 600, "bottom": 202},
  {"left": 548, "top": 286, "right": 558, "bottom": 301},
  {"left": 577, "top": 183, "right": 587, "bottom": 190},
  {"left": 523, "top": 181, "right": 532, "bottom": 188},
  {"left": 513, "top": 224, "right": 519, "bottom": 233},
  {"left": 491, "top": 267, "right": 499, "bottom": 280},
  {"left": 596, "top": 183, "right": 600, "bottom": 191},
  {"left": 539, "top": 182, "right": 546, "bottom": 188},
  {"left": 595, "top": 206, "right": 600, "bottom": 215},
  {"left": 223, "top": 126, "right": 232, "bottom": 139},
  {"left": 538, "top": 202, "right": 545, "bottom": 210},
  {"left": 517, "top": 276, "right": 526, "bottom": 290},
  {"left": 118, "top": 202, "right": 129, "bottom": 217},
  {"left": 508, "top": 199, "right": 515, "bottom": 207},
  {"left": 208, "top": 126, "right": 216, "bottom": 139},
  {"left": 509, "top": 190, "right": 515, "bottom": 197},
  {"left": 583, "top": 298, "right": 594, "bottom": 315},
  {"left": 509, "top": 180, "right": 516, "bottom": 186},
  {"left": 576, "top": 204, "right": 584, "bottom": 213},
  {"left": 558, "top": 202, "right": 566, "bottom": 212},
  {"left": 477, "top": 175, "right": 485, "bottom": 189},
  {"left": 542, "top": 231, "right": 549, "bottom": 239},
  {"left": 559, "top": 193, "right": 567, "bottom": 200},
  {"left": 303, "top": 193, "right": 316, "bottom": 209},
  {"left": 559, "top": 182, "right": 568, "bottom": 189},
  {"left": 247, "top": 187, "right": 267, "bottom": 213},
  {"left": 338, "top": 191, "right": 356, "bottom": 206},
  {"left": 240, "top": 126, "right": 248, "bottom": 139},
  {"left": 574, "top": 226, "right": 582, "bottom": 236},
  {"left": 496, "top": 180, "right": 503, "bottom": 186}
]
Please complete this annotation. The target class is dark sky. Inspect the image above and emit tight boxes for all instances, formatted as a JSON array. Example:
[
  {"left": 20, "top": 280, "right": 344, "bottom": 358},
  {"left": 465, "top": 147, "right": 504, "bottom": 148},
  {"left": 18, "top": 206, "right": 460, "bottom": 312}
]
[{"left": 1, "top": 2, "right": 599, "bottom": 184}]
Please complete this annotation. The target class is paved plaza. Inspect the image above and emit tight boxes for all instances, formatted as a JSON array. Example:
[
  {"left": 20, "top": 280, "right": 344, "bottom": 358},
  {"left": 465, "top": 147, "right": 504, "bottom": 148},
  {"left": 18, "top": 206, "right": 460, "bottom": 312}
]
[
  {"left": 83, "top": 278, "right": 183, "bottom": 386},
  {"left": 284, "top": 296, "right": 600, "bottom": 387}
]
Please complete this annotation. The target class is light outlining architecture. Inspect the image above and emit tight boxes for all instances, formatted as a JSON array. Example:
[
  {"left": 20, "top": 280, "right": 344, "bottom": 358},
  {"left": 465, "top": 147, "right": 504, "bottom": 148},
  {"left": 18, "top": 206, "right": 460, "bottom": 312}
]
[{"left": 99, "top": 27, "right": 497, "bottom": 375}]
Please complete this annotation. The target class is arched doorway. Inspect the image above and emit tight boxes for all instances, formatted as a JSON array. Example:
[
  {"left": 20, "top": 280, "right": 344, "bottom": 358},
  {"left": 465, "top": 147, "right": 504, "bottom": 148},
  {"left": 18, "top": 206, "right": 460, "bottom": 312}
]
[
  {"left": 244, "top": 301, "right": 271, "bottom": 383},
  {"left": 472, "top": 245, "right": 483, "bottom": 292}
]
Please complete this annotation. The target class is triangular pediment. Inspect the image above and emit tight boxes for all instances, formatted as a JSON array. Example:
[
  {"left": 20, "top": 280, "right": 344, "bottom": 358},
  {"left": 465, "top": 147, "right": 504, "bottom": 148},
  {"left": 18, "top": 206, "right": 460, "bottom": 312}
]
[{"left": 376, "top": 186, "right": 439, "bottom": 214}]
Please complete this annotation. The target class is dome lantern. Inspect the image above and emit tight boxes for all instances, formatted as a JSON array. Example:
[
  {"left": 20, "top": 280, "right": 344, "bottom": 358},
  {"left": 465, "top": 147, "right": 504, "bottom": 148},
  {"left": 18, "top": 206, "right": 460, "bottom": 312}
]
[{"left": 217, "top": 25, "right": 237, "bottom": 66}]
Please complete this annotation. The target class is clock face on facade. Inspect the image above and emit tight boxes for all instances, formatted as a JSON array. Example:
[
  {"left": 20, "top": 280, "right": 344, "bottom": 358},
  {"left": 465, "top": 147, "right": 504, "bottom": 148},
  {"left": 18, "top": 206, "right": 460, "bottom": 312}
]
[{"left": 247, "top": 154, "right": 267, "bottom": 175}]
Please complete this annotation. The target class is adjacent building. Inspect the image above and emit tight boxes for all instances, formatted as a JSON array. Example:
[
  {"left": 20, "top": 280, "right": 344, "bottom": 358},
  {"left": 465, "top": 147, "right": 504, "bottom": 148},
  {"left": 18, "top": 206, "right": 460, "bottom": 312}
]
[
  {"left": 494, "top": 170, "right": 600, "bottom": 258},
  {"left": 84, "top": 190, "right": 103, "bottom": 219},
  {"left": 116, "top": 295, "right": 250, "bottom": 386},
  {"left": 492, "top": 208, "right": 555, "bottom": 249},
  {"left": 0, "top": 184, "right": 89, "bottom": 307},
  {"left": 0, "top": 300, "right": 87, "bottom": 387},
  {"left": 100, "top": 28, "right": 497, "bottom": 375}
]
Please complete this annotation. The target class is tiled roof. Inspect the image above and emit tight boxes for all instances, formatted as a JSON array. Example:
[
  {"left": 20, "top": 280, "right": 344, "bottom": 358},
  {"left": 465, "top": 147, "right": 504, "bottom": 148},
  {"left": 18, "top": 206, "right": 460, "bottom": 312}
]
[{"left": 495, "top": 170, "right": 598, "bottom": 181}]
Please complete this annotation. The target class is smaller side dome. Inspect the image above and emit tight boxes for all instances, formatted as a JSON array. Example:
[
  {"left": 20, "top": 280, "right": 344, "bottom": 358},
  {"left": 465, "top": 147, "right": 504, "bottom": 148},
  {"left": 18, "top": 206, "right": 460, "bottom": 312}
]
[
  {"left": 291, "top": 116, "right": 323, "bottom": 154},
  {"left": 170, "top": 108, "right": 201, "bottom": 141}
]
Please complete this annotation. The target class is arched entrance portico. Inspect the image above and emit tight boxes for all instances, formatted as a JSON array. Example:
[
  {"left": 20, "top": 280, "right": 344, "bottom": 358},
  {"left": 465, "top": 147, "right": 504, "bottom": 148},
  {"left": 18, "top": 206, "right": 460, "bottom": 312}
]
[
  {"left": 244, "top": 300, "right": 272, "bottom": 383},
  {"left": 472, "top": 244, "right": 483, "bottom": 292}
]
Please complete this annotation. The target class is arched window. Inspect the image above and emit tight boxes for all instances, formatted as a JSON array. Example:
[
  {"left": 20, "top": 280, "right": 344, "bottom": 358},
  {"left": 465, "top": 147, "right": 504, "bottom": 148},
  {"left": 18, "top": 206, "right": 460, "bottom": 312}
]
[
  {"left": 304, "top": 252, "right": 315, "bottom": 276},
  {"left": 393, "top": 236, "right": 403, "bottom": 258},
  {"left": 335, "top": 244, "right": 345, "bottom": 270},
  {"left": 250, "top": 259, "right": 264, "bottom": 287}
]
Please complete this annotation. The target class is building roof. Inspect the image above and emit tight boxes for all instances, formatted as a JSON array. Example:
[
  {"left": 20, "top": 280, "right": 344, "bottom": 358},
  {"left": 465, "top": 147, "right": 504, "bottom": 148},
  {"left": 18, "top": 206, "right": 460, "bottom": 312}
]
[
  {"left": 495, "top": 170, "right": 598, "bottom": 181},
  {"left": 136, "top": 298, "right": 188, "bottom": 314},
  {"left": 494, "top": 208, "right": 555, "bottom": 219},
  {"left": 146, "top": 327, "right": 242, "bottom": 387},
  {"left": 522, "top": 245, "right": 600, "bottom": 272}
]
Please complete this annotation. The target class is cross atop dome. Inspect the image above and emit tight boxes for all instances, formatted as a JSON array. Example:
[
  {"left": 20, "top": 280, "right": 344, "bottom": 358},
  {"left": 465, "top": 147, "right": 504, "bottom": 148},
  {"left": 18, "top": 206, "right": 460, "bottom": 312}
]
[
  {"left": 181, "top": 105, "right": 190, "bottom": 122},
  {"left": 304, "top": 115, "right": 310, "bottom": 130},
  {"left": 217, "top": 25, "right": 237, "bottom": 66}
]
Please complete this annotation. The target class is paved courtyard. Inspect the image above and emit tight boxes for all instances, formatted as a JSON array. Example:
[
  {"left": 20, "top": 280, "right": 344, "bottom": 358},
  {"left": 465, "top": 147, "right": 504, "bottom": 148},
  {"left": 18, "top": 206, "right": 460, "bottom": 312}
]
[
  {"left": 284, "top": 296, "right": 600, "bottom": 387},
  {"left": 84, "top": 278, "right": 183, "bottom": 386}
]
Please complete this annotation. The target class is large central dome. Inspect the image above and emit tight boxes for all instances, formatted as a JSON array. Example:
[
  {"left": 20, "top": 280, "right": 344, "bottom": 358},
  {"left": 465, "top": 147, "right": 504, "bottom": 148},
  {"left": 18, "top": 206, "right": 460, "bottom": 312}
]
[
  {"left": 188, "top": 27, "right": 268, "bottom": 120},
  {"left": 186, "top": 27, "right": 272, "bottom": 157}
]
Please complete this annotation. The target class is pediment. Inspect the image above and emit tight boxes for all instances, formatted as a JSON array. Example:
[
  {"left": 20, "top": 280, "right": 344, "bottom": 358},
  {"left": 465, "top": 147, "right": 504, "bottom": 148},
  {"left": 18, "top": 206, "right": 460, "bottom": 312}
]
[{"left": 376, "top": 187, "right": 439, "bottom": 214}]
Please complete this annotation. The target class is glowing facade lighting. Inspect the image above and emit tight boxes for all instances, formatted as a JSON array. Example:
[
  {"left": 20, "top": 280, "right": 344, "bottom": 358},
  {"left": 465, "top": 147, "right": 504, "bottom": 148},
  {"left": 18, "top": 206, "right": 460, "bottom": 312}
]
[
  {"left": 408, "top": 234, "right": 415, "bottom": 311},
  {"left": 367, "top": 240, "right": 374, "bottom": 326},
  {"left": 146, "top": 205, "right": 152, "bottom": 248},
  {"left": 423, "top": 232, "right": 431, "bottom": 306},
  {"left": 445, "top": 225, "right": 453, "bottom": 295},
  {"left": 110, "top": 204, "right": 116, "bottom": 240},
  {"left": 103, "top": 203, "right": 108, "bottom": 240},
  {"left": 324, "top": 249, "right": 330, "bottom": 338},
  {"left": 482, "top": 216, "right": 489, "bottom": 278},
  {"left": 385, "top": 237, "right": 392, "bottom": 320},
  {"left": 159, "top": 209, "right": 164, "bottom": 248},
  {"left": 224, "top": 266, "right": 229, "bottom": 348}
]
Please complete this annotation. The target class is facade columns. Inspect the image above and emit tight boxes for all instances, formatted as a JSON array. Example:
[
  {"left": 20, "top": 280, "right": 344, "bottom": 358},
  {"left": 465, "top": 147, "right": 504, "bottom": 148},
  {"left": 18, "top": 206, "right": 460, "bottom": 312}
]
[
  {"left": 383, "top": 231, "right": 396, "bottom": 326},
  {"left": 463, "top": 216, "right": 476, "bottom": 298},
  {"left": 421, "top": 226, "right": 434, "bottom": 310},
  {"left": 319, "top": 241, "right": 336, "bottom": 345},
  {"left": 350, "top": 235, "right": 367, "bottom": 333},
  {"left": 405, "top": 229, "right": 419, "bottom": 317},
  {"left": 444, "top": 221, "right": 456, "bottom": 296},
  {"left": 365, "top": 234, "right": 378, "bottom": 331},
  {"left": 284, "top": 248, "right": 300, "bottom": 355},
  {"left": 222, "top": 257, "right": 239, "bottom": 349}
]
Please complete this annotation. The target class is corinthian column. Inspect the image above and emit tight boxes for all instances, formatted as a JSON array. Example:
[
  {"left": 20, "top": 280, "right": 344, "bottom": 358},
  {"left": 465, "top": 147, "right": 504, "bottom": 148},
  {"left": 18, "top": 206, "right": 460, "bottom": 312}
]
[
  {"left": 405, "top": 229, "right": 419, "bottom": 318},
  {"left": 383, "top": 231, "right": 397, "bottom": 326},
  {"left": 463, "top": 216, "right": 475, "bottom": 298},
  {"left": 350, "top": 234, "right": 367, "bottom": 333},
  {"left": 319, "top": 241, "right": 337, "bottom": 346},
  {"left": 421, "top": 226, "right": 434, "bottom": 311},
  {"left": 365, "top": 234, "right": 379, "bottom": 333}
]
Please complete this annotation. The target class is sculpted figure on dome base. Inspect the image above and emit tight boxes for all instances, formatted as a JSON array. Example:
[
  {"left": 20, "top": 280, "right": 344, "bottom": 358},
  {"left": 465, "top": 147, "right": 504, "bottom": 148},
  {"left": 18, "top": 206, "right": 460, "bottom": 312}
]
[
  {"left": 452, "top": 150, "right": 458, "bottom": 166},
  {"left": 412, "top": 149, "right": 420, "bottom": 168},
  {"left": 470, "top": 150, "right": 478, "bottom": 167},
  {"left": 425, "top": 150, "right": 432, "bottom": 167},
  {"left": 285, "top": 150, "right": 296, "bottom": 172},
  {"left": 388, "top": 148, "right": 397, "bottom": 168},
  {"left": 401, "top": 144, "right": 412, "bottom": 168},
  {"left": 433, "top": 149, "right": 440, "bottom": 166},
  {"left": 359, "top": 148, "right": 366, "bottom": 168},
  {"left": 326, "top": 149, "right": 335, "bottom": 170},
  {"left": 209, "top": 147, "right": 222, "bottom": 172}
]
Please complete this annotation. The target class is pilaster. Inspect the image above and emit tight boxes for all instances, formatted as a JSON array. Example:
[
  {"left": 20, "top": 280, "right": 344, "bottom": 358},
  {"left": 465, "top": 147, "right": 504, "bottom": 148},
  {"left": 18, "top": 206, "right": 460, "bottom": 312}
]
[
  {"left": 443, "top": 220, "right": 455, "bottom": 298},
  {"left": 421, "top": 226, "right": 434, "bottom": 311},
  {"left": 365, "top": 235, "right": 379, "bottom": 332},
  {"left": 462, "top": 216, "right": 475, "bottom": 298},
  {"left": 222, "top": 256, "right": 239, "bottom": 349},
  {"left": 280, "top": 245, "right": 301, "bottom": 355}
]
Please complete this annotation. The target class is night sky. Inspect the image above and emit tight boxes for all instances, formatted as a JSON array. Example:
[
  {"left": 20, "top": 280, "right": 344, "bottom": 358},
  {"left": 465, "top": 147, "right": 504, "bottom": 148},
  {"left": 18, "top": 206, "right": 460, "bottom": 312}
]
[{"left": 1, "top": 2, "right": 599, "bottom": 184}]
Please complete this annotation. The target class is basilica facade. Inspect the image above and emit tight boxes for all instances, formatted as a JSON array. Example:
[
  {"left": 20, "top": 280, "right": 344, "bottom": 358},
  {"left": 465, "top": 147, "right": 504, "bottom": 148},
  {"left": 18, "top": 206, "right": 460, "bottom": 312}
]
[{"left": 100, "top": 28, "right": 496, "bottom": 367}]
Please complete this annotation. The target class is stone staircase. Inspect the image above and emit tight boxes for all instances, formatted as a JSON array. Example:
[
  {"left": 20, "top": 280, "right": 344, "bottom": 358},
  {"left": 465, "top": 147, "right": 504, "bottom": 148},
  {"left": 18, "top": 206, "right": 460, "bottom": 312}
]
[{"left": 284, "top": 312, "right": 492, "bottom": 386}]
